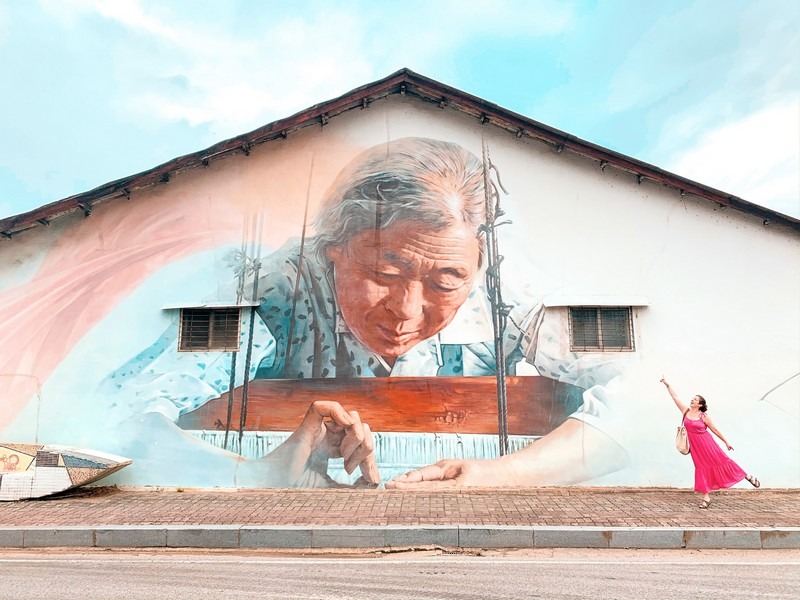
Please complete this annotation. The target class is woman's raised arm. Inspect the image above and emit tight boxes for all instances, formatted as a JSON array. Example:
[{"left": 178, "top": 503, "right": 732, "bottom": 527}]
[{"left": 660, "top": 376, "right": 688, "bottom": 413}]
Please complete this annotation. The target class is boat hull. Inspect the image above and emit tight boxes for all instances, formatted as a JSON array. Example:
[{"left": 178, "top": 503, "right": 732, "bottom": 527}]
[{"left": 0, "top": 443, "right": 131, "bottom": 501}]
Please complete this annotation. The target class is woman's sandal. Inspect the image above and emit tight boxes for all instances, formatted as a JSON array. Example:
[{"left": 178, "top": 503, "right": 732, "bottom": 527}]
[
  {"left": 746, "top": 475, "right": 761, "bottom": 488},
  {"left": 699, "top": 499, "right": 712, "bottom": 509}
]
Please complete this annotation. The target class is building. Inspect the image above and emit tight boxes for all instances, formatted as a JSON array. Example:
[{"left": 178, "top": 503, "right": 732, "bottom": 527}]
[{"left": 1, "top": 69, "right": 798, "bottom": 489}]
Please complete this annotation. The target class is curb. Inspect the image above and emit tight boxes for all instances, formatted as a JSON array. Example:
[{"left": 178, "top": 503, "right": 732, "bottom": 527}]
[{"left": 1, "top": 526, "right": 799, "bottom": 550}]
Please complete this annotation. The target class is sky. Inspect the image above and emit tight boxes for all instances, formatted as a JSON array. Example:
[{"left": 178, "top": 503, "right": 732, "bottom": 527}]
[{"left": 0, "top": 0, "right": 798, "bottom": 220}]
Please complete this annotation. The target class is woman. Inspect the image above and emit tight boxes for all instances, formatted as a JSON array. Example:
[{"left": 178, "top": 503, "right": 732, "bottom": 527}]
[{"left": 660, "top": 376, "right": 760, "bottom": 508}]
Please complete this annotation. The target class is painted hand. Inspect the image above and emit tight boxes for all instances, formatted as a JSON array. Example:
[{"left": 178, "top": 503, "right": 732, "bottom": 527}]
[
  {"left": 261, "top": 400, "right": 380, "bottom": 488},
  {"left": 385, "top": 458, "right": 513, "bottom": 489}
]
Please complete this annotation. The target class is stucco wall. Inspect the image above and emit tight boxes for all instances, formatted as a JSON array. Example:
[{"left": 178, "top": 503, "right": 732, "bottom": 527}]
[{"left": 1, "top": 94, "right": 798, "bottom": 489}]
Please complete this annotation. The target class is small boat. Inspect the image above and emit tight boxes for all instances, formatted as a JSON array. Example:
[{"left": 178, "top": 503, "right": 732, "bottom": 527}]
[{"left": 0, "top": 443, "right": 131, "bottom": 501}]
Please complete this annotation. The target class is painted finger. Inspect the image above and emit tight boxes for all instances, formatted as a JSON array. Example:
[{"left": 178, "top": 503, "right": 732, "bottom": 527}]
[
  {"left": 358, "top": 450, "right": 380, "bottom": 484},
  {"left": 388, "top": 463, "right": 448, "bottom": 484},
  {"left": 340, "top": 410, "right": 365, "bottom": 463},
  {"left": 342, "top": 418, "right": 370, "bottom": 474},
  {"left": 385, "top": 478, "right": 459, "bottom": 489},
  {"left": 351, "top": 475, "right": 380, "bottom": 489},
  {"left": 346, "top": 423, "right": 379, "bottom": 482},
  {"left": 322, "top": 421, "right": 346, "bottom": 458},
  {"left": 304, "top": 400, "right": 355, "bottom": 429}
]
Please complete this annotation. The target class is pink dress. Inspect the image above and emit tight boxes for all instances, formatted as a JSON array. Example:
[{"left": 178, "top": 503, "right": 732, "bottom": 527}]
[{"left": 684, "top": 415, "right": 746, "bottom": 493}]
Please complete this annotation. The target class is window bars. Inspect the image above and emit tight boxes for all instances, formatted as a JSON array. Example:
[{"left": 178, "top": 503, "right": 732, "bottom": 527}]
[
  {"left": 568, "top": 306, "right": 635, "bottom": 351},
  {"left": 179, "top": 308, "right": 241, "bottom": 352}
]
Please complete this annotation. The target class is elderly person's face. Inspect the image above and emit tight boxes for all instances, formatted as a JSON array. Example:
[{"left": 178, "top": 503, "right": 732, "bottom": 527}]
[{"left": 326, "top": 220, "right": 481, "bottom": 359}]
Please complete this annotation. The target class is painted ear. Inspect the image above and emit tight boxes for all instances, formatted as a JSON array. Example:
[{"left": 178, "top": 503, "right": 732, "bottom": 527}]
[{"left": 326, "top": 244, "right": 343, "bottom": 262}]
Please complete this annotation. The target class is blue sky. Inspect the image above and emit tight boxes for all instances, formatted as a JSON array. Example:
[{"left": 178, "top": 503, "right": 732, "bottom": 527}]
[{"left": 1, "top": 0, "right": 798, "bottom": 219}]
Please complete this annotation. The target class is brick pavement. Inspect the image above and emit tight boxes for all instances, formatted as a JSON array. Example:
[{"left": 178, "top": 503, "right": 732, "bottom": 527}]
[{"left": 0, "top": 486, "right": 796, "bottom": 528}]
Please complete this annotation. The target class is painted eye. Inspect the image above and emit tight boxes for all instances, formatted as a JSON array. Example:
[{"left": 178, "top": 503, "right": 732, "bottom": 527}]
[
  {"left": 372, "top": 270, "right": 402, "bottom": 284},
  {"left": 375, "top": 270, "right": 399, "bottom": 278},
  {"left": 429, "top": 278, "right": 463, "bottom": 293}
]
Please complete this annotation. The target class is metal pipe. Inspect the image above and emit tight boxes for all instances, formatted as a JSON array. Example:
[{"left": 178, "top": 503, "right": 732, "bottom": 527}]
[{"left": 482, "top": 139, "right": 511, "bottom": 456}]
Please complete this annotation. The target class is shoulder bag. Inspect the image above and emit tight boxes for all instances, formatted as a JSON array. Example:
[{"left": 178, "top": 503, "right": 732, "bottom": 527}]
[{"left": 676, "top": 408, "right": 690, "bottom": 455}]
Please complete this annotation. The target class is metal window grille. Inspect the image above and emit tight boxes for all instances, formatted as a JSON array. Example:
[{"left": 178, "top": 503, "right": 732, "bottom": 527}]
[
  {"left": 179, "top": 308, "right": 241, "bottom": 352},
  {"left": 569, "top": 306, "right": 634, "bottom": 352}
]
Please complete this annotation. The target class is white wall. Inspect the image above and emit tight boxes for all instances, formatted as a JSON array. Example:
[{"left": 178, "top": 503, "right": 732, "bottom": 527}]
[{"left": 1, "top": 93, "right": 797, "bottom": 487}]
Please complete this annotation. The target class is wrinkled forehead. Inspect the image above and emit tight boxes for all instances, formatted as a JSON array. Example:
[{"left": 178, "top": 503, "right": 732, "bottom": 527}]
[{"left": 345, "top": 222, "right": 482, "bottom": 270}]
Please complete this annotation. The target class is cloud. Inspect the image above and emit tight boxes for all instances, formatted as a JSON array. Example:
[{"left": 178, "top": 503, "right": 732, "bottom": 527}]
[
  {"left": 0, "top": 0, "right": 574, "bottom": 217},
  {"left": 68, "top": 3, "right": 375, "bottom": 138},
  {"left": 26, "top": 0, "right": 800, "bottom": 226},
  {"left": 665, "top": 98, "right": 800, "bottom": 218},
  {"left": 606, "top": 1, "right": 798, "bottom": 115},
  {"left": 577, "top": 1, "right": 799, "bottom": 218},
  {"left": 37, "top": 0, "right": 574, "bottom": 141}
]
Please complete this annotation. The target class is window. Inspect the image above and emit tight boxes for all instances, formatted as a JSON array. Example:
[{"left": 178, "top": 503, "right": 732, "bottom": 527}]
[
  {"left": 569, "top": 306, "right": 634, "bottom": 352},
  {"left": 179, "top": 308, "right": 241, "bottom": 352}
]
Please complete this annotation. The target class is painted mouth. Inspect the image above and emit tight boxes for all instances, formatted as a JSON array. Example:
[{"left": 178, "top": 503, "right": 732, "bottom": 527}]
[{"left": 377, "top": 325, "right": 420, "bottom": 345}]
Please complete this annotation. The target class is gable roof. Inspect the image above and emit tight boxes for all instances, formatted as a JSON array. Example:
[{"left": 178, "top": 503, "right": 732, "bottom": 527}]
[{"left": 1, "top": 68, "right": 798, "bottom": 238}]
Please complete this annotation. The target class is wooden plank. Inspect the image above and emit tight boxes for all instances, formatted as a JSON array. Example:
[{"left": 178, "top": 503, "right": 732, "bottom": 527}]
[{"left": 176, "top": 376, "right": 583, "bottom": 435}]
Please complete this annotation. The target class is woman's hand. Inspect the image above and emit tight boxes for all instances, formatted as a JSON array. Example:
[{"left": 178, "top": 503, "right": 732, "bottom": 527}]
[{"left": 726, "top": 443, "right": 734, "bottom": 451}]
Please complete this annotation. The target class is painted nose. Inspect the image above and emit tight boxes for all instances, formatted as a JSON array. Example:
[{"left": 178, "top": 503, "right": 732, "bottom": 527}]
[{"left": 384, "top": 280, "right": 425, "bottom": 320}]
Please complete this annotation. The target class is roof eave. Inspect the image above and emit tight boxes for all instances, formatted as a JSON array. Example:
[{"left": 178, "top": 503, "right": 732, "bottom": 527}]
[{"left": 2, "top": 68, "right": 797, "bottom": 238}]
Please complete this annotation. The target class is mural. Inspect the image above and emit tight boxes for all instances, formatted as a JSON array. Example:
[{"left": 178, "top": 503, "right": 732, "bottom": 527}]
[
  {"left": 68, "top": 137, "right": 633, "bottom": 488},
  {"left": 0, "top": 134, "right": 683, "bottom": 488}
]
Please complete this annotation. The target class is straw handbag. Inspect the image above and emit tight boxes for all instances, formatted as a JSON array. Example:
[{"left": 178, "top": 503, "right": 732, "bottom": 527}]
[{"left": 676, "top": 408, "right": 690, "bottom": 455}]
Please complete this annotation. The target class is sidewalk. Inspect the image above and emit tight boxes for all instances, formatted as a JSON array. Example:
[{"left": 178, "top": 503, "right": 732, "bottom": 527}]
[{"left": 1, "top": 486, "right": 798, "bottom": 550}]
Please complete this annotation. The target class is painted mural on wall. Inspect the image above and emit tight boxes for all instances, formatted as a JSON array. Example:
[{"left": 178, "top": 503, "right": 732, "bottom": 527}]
[{"left": 0, "top": 135, "right": 645, "bottom": 488}]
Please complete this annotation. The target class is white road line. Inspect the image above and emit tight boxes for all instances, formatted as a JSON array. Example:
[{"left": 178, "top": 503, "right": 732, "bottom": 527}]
[{"left": 0, "top": 558, "right": 798, "bottom": 566}]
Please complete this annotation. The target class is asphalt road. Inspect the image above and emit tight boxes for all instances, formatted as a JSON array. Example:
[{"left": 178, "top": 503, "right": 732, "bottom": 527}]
[{"left": 1, "top": 549, "right": 798, "bottom": 599}]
